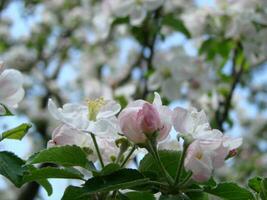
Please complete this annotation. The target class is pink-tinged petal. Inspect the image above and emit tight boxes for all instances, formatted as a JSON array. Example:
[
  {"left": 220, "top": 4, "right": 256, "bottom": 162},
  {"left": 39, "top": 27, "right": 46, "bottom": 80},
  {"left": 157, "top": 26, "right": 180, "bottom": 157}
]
[
  {"left": 47, "top": 124, "right": 90, "bottom": 148},
  {"left": 184, "top": 140, "right": 213, "bottom": 182},
  {"left": 157, "top": 106, "right": 172, "bottom": 141},
  {"left": 211, "top": 145, "right": 228, "bottom": 168},
  {"left": 172, "top": 107, "right": 188, "bottom": 133},
  {"left": 119, "top": 108, "right": 146, "bottom": 143},
  {"left": 138, "top": 103, "right": 161, "bottom": 134},
  {"left": 118, "top": 93, "right": 171, "bottom": 144},
  {"left": 192, "top": 171, "right": 212, "bottom": 182}
]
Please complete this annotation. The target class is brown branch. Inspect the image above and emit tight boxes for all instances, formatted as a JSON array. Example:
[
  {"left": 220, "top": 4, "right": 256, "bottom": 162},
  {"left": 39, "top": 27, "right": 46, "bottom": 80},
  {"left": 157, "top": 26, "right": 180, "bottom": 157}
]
[
  {"left": 140, "top": 7, "right": 162, "bottom": 99},
  {"left": 215, "top": 45, "right": 245, "bottom": 131}
]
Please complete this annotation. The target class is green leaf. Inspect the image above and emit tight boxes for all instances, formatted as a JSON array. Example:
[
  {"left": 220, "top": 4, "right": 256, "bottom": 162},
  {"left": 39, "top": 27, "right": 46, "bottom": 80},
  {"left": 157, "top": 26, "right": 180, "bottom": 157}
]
[
  {"left": 115, "top": 95, "right": 128, "bottom": 109},
  {"left": 36, "top": 179, "right": 53, "bottom": 196},
  {"left": 204, "top": 182, "right": 255, "bottom": 200},
  {"left": 159, "top": 194, "right": 186, "bottom": 200},
  {"left": 0, "top": 151, "right": 53, "bottom": 195},
  {"left": 62, "top": 187, "right": 93, "bottom": 200},
  {"left": 94, "top": 163, "right": 121, "bottom": 176},
  {"left": 1, "top": 123, "right": 32, "bottom": 141},
  {"left": 123, "top": 191, "right": 155, "bottom": 200},
  {"left": 248, "top": 177, "right": 262, "bottom": 193},
  {"left": 199, "top": 38, "right": 235, "bottom": 67},
  {"left": 26, "top": 145, "right": 89, "bottom": 169},
  {"left": 23, "top": 167, "right": 84, "bottom": 182},
  {"left": 260, "top": 178, "right": 267, "bottom": 199},
  {"left": 112, "top": 17, "right": 129, "bottom": 26},
  {"left": 162, "top": 14, "right": 191, "bottom": 38},
  {"left": 0, "top": 103, "right": 13, "bottom": 116},
  {"left": 0, "top": 151, "right": 25, "bottom": 187},
  {"left": 186, "top": 192, "right": 208, "bottom": 200},
  {"left": 139, "top": 150, "right": 188, "bottom": 180},
  {"left": 62, "top": 169, "right": 150, "bottom": 200}
]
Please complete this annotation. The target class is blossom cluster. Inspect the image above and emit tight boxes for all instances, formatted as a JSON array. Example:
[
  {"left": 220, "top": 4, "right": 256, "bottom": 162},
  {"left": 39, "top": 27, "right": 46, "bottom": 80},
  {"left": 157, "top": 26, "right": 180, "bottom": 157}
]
[{"left": 48, "top": 92, "right": 242, "bottom": 182}]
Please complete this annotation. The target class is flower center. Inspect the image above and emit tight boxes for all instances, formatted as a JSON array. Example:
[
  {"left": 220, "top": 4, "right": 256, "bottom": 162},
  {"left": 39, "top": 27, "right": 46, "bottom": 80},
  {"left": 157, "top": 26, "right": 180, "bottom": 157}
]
[
  {"left": 87, "top": 97, "right": 105, "bottom": 121},
  {"left": 195, "top": 152, "right": 203, "bottom": 160}
]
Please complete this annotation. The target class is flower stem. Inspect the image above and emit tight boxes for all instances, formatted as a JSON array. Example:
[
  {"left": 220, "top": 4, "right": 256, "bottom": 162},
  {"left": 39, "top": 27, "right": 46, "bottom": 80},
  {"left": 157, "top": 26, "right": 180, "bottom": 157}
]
[
  {"left": 120, "top": 145, "right": 136, "bottom": 167},
  {"left": 179, "top": 171, "right": 192, "bottom": 187},
  {"left": 174, "top": 141, "right": 189, "bottom": 186},
  {"left": 90, "top": 133, "right": 104, "bottom": 168},
  {"left": 146, "top": 139, "right": 174, "bottom": 185}
]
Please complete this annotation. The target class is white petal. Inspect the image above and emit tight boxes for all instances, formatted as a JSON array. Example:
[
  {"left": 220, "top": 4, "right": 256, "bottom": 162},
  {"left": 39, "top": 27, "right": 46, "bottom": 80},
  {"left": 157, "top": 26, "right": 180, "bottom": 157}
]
[
  {"left": 1, "top": 88, "right": 25, "bottom": 107},
  {"left": 48, "top": 99, "right": 90, "bottom": 130},
  {"left": 223, "top": 137, "right": 243, "bottom": 150},
  {"left": 88, "top": 117, "right": 119, "bottom": 138},
  {"left": 130, "top": 6, "right": 146, "bottom": 26},
  {"left": 0, "top": 70, "right": 23, "bottom": 98},
  {"left": 153, "top": 92, "right": 162, "bottom": 106},
  {"left": 127, "top": 100, "right": 146, "bottom": 108},
  {"left": 48, "top": 99, "right": 62, "bottom": 120},
  {"left": 97, "top": 100, "right": 121, "bottom": 119}
]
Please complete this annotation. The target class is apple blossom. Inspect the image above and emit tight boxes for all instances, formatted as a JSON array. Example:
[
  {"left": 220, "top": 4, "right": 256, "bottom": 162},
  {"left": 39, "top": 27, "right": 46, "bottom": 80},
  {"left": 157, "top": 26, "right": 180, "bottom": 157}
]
[
  {"left": 0, "top": 63, "right": 25, "bottom": 113},
  {"left": 109, "top": 0, "right": 164, "bottom": 26},
  {"left": 48, "top": 97, "right": 121, "bottom": 137},
  {"left": 148, "top": 48, "right": 213, "bottom": 101},
  {"left": 184, "top": 134, "right": 242, "bottom": 182},
  {"left": 172, "top": 106, "right": 209, "bottom": 139},
  {"left": 118, "top": 92, "right": 172, "bottom": 144}
]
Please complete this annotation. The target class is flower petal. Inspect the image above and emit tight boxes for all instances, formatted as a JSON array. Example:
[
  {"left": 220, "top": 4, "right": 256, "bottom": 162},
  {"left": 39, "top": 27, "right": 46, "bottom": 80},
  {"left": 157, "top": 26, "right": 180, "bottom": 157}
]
[{"left": 97, "top": 100, "right": 121, "bottom": 119}]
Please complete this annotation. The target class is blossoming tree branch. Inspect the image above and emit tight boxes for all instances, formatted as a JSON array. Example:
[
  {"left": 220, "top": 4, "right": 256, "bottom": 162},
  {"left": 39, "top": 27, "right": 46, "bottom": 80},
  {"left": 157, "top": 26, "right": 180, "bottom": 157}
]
[{"left": 0, "top": 0, "right": 267, "bottom": 199}]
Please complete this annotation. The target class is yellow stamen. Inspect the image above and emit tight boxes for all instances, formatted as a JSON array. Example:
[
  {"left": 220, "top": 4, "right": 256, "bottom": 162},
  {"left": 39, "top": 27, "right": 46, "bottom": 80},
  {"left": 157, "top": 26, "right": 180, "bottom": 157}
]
[{"left": 87, "top": 97, "right": 106, "bottom": 121}]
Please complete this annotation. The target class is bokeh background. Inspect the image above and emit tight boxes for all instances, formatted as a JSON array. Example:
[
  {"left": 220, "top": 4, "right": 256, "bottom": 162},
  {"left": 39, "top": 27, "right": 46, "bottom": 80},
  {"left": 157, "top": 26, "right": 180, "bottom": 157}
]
[{"left": 0, "top": 0, "right": 267, "bottom": 199}]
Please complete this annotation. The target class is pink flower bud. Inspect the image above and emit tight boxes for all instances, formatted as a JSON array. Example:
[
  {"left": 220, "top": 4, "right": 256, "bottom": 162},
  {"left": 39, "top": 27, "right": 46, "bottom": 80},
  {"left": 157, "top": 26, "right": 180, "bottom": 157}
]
[
  {"left": 118, "top": 93, "right": 171, "bottom": 144},
  {"left": 227, "top": 149, "right": 238, "bottom": 158},
  {"left": 137, "top": 103, "right": 161, "bottom": 134}
]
